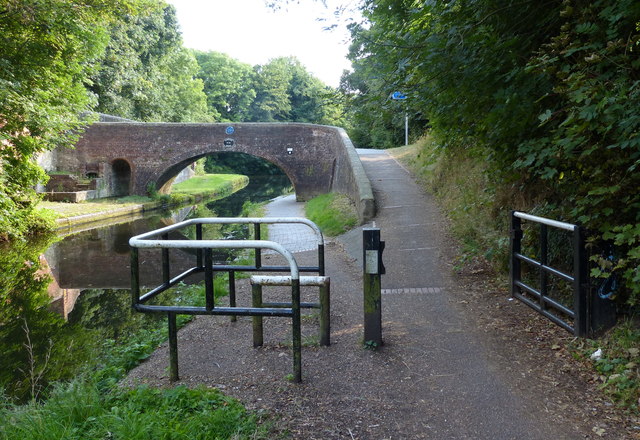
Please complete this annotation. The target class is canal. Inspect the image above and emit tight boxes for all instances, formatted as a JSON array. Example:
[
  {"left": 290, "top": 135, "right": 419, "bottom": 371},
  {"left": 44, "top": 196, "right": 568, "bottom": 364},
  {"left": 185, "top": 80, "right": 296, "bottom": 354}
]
[{"left": 0, "top": 174, "right": 292, "bottom": 401}]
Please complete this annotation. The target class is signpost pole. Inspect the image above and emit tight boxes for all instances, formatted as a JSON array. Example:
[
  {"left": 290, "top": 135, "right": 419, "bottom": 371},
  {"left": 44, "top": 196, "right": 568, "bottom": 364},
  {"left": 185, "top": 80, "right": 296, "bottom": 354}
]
[
  {"left": 405, "top": 111, "right": 408, "bottom": 146},
  {"left": 391, "top": 91, "right": 408, "bottom": 145}
]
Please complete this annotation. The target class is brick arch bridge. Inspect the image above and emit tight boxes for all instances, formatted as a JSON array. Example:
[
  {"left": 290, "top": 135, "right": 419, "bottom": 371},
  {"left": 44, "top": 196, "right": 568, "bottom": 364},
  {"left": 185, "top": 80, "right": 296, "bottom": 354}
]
[{"left": 53, "top": 122, "right": 374, "bottom": 221}]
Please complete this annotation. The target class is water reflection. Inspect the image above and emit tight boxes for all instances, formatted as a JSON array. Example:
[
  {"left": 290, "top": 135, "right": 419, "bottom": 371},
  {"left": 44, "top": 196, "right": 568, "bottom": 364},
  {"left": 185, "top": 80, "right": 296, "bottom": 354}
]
[{"left": 0, "top": 175, "right": 291, "bottom": 401}]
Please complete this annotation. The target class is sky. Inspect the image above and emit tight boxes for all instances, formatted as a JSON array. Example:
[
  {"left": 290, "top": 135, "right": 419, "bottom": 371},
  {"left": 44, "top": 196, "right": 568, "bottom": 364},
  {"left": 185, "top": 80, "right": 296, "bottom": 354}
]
[{"left": 165, "top": 0, "right": 359, "bottom": 87}]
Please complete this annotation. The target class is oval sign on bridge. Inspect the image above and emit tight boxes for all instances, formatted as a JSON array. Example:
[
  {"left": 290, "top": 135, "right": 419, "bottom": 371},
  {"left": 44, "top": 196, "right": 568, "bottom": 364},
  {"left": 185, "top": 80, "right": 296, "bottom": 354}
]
[{"left": 223, "top": 138, "right": 234, "bottom": 147}]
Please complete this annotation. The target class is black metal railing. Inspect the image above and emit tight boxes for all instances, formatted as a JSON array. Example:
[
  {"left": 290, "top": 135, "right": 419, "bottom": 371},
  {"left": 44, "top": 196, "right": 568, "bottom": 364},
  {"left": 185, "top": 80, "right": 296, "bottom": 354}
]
[
  {"left": 129, "top": 217, "right": 326, "bottom": 383},
  {"left": 510, "top": 211, "right": 589, "bottom": 336}
]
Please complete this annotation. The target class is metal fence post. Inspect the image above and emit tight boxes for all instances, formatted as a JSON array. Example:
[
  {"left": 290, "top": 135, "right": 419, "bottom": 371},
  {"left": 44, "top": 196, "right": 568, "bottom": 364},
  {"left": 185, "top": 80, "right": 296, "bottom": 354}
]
[
  {"left": 573, "top": 225, "right": 588, "bottom": 337},
  {"left": 510, "top": 212, "right": 523, "bottom": 297},
  {"left": 292, "top": 278, "right": 302, "bottom": 383},
  {"left": 204, "top": 248, "right": 214, "bottom": 311},
  {"left": 252, "top": 283, "right": 264, "bottom": 347},
  {"left": 363, "top": 228, "right": 384, "bottom": 348},
  {"left": 254, "top": 223, "right": 262, "bottom": 269},
  {"left": 229, "top": 271, "right": 237, "bottom": 322},
  {"left": 168, "top": 312, "right": 179, "bottom": 381},
  {"left": 130, "top": 247, "right": 140, "bottom": 308}
]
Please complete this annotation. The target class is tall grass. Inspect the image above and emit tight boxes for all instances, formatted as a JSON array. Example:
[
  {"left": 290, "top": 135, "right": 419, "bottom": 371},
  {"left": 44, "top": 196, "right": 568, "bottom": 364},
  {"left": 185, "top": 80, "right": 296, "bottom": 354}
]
[
  {"left": 305, "top": 193, "right": 358, "bottom": 237},
  {"left": 0, "top": 381, "right": 268, "bottom": 440}
]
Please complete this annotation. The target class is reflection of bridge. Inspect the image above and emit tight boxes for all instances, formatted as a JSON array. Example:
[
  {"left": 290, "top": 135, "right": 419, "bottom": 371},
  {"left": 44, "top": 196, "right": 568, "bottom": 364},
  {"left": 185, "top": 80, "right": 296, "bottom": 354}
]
[
  {"left": 52, "top": 122, "right": 374, "bottom": 221},
  {"left": 44, "top": 217, "right": 200, "bottom": 291}
]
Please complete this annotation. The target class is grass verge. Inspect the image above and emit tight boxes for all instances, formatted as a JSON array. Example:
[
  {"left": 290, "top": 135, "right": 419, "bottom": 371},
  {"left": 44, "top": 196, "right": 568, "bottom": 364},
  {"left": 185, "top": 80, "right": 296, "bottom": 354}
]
[
  {"left": 572, "top": 320, "right": 640, "bottom": 411},
  {"left": 305, "top": 193, "right": 358, "bottom": 237},
  {"left": 0, "top": 382, "right": 268, "bottom": 440}
]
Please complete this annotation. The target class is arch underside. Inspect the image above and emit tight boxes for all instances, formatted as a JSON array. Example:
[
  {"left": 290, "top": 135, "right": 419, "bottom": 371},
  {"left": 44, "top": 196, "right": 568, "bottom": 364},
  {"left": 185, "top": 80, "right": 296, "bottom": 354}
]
[{"left": 148, "top": 145, "right": 333, "bottom": 202}]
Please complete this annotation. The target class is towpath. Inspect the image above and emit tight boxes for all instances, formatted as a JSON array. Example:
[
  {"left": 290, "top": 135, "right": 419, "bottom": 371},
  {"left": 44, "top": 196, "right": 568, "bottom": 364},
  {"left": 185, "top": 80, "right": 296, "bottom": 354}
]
[{"left": 126, "top": 150, "right": 628, "bottom": 439}]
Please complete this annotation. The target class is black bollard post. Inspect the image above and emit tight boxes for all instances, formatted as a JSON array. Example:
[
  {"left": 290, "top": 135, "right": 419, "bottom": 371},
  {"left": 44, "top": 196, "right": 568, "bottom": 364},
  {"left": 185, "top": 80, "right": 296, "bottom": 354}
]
[{"left": 363, "top": 228, "right": 384, "bottom": 348}]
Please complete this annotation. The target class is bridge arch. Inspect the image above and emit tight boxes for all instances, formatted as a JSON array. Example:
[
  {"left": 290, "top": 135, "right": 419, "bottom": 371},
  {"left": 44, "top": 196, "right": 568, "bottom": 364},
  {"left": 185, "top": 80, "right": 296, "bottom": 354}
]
[
  {"left": 155, "top": 149, "right": 297, "bottom": 195},
  {"left": 111, "top": 158, "right": 131, "bottom": 196},
  {"left": 56, "top": 122, "right": 375, "bottom": 222}
]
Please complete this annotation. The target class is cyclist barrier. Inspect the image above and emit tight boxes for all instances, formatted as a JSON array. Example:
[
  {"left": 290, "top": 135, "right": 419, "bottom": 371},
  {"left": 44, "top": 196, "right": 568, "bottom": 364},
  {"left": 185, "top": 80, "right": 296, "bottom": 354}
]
[
  {"left": 129, "top": 217, "right": 328, "bottom": 383},
  {"left": 510, "top": 211, "right": 616, "bottom": 337}
]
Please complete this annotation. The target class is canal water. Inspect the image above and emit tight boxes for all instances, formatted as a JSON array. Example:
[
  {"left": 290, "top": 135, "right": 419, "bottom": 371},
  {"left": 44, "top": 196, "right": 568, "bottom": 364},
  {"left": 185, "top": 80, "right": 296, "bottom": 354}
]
[{"left": 0, "top": 175, "right": 292, "bottom": 401}]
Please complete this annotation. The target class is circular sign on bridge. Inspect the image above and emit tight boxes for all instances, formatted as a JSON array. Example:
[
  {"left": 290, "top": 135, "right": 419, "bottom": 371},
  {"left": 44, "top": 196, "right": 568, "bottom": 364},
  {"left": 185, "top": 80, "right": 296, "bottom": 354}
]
[{"left": 225, "top": 126, "right": 235, "bottom": 135}]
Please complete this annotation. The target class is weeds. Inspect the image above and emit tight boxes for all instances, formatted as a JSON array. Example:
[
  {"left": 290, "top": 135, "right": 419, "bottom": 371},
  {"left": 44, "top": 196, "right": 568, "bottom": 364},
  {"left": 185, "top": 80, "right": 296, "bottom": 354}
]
[
  {"left": 18, "top": 319, "right": 52, "bottom": 401},
  {"left": 0, "top": 382, "right": 269, "bottom": 440},
  {"left": 573, "top": 320, "right": 640, "bottom": 411}
]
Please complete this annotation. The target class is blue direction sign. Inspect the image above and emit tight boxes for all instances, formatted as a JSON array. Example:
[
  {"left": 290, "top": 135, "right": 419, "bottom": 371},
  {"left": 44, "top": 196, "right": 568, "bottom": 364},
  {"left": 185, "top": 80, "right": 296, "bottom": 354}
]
[
  {"left": 225, "top": 126, "right": 235, "bottom": 135},
  {"left": 391, "top": 91, "right": 407, "bottom": 100}
]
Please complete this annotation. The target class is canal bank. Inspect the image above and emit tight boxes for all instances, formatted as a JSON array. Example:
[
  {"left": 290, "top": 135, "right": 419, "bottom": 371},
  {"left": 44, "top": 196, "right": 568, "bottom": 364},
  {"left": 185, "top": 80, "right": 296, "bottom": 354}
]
[
  {"left": 41, "top": 174, "right": 249, "bottom": 236},
  {"left": 1, "top": 172, "right": 295, "bottom": 403}
]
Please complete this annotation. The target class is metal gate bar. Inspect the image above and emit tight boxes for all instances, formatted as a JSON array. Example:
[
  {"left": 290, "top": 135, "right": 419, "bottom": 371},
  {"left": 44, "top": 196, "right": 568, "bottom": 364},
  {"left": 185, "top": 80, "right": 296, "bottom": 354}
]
[{"left": 510, "top": 211, "right": 588, "bottom": 336}]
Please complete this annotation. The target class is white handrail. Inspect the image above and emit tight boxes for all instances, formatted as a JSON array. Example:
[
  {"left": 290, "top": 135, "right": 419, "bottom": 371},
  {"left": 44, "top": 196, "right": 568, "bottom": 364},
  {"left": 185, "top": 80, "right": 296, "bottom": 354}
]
[
  {"left": 129, "top": 217, "right": 323, "bottom": 246},
  {"left": 513, "top": 211, "right": 577, "bottom": 232},
  {"left": 129, "top": 237, "right": 299, "bottom": 279}
]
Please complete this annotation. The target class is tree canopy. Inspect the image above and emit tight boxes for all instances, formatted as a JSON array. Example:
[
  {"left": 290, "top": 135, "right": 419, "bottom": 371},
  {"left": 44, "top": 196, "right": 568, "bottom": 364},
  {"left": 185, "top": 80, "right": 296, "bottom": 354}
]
[{"left": 88, "top": 3, "right": 210, "bottom": 122}]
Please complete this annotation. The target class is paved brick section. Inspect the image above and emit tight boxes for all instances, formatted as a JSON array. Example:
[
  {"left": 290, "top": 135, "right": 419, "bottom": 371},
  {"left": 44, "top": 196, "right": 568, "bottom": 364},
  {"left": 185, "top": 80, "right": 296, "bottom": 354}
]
[{"left": 264, "top": 194, "right": 319, "bottom": 253}]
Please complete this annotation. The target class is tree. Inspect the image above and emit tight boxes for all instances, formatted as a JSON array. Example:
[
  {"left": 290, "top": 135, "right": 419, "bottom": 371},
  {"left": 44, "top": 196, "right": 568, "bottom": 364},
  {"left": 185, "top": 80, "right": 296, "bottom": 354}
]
[
  {"left": 0, "top": 0, "right": 147, "bottom": 240},
  {"left": 194, "top": 51, "right": 257, "bottom": 122},
  {"left": 88, "top": 2, "right": 210, "bottom": 122},
  {"left": 250, "top": 57, "right": 294, "bottom": 122},
  {"left": 345, "top": 0, "right": 640, "bottom": 304},
  {"left": 247, "top": 56, "right": 346, "bottom": 125}
]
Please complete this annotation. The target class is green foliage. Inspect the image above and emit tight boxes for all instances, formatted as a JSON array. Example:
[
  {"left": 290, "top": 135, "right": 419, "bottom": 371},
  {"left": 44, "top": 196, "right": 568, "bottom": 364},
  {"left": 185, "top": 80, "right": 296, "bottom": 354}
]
[
  {"left": 520, "top": 0, "right": 640, "bottom": 305},
  {"left": 574, "top": 320, "right": 640, "bottom": 410},
  {"left": 194, "top": 52, "right": 345, "bottom": 124},
  {"left": 0, "top": 0, "right": 140, "bottom": 241},
  {"left": 305, "top": 193, "right": 357, "bottom": 237},
  {"left": 0, "top": 381, "right": 268, "bottom": 439},
  {"left": 194, "top": 51, "right": 257, "bottom": 122},
  {"left": 0, "top": 235, "right": 104, "bottom": 401},
  {"left": 89, "top": 2, "right": 211, "bottom": 122}
]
